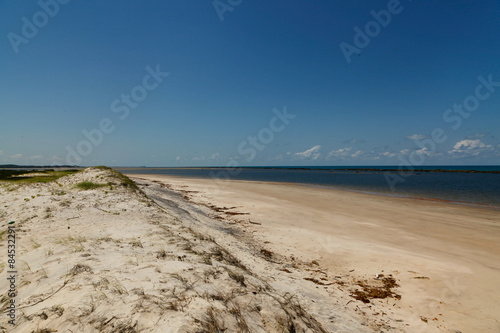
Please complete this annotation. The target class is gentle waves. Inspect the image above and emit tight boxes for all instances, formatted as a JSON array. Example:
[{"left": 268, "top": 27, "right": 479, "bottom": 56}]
[{"left": 119, "top": 166, "right": 500, "bottom": 208}]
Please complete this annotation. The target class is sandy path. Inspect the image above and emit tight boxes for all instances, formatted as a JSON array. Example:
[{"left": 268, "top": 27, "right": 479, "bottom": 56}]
[{"left": 130, "top": 174, "right": 500, "bottom": 333}]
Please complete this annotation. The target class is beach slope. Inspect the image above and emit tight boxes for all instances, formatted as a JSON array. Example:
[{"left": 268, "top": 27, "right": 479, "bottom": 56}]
[
  {"left": 1, "top": 167, "right": 369, "bottom": 332},
  {"left": 130, "top": 174, "right": 500, "bottom": 333}
]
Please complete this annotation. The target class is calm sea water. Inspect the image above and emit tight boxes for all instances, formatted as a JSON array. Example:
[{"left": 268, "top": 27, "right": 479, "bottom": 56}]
[{"left": 118, "top": 166, "right": 500, "bottom": 208}]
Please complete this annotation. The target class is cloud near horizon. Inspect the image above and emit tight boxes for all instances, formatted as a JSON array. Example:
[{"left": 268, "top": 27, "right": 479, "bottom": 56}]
[
  {"left": 449, "top": 139, "right": 494, "bottom": 157},
  {"left": 2, "top": 138, "right": 499, "bottom": 166},
  {"left": 290, "top": 145, "right": 322, "bottom": 160},
  {"left": 327, "top": 147, "right": 351, "bottom": 159},
  {"left": 209, "top": 153, "right": 220, "bottom": 160}
]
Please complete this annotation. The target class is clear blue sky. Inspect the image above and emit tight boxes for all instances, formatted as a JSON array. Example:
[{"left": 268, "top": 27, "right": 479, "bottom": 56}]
[{"left": 1, "top": 0, "right": 499, "bottom": 166}]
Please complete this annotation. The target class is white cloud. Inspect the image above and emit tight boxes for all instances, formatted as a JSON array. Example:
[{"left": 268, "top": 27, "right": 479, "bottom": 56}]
[
  {"left": 327, "top": 149, "right": 408, "bottom": 161},
  {"left": 416, "top": 147, "right": 432, "bottom": 156},
  {"left": 192, "top": 156, "right": 206, "bottom": 161},
  {"left": 351, "top": 150, "right": 363, "bottom": 158},
  {"left": 11, "top": 154, "right": 23, "bottom": 159},
  {"left": 406, "top": 134, "right": 427, "bottom": 140},
  {"left": 399, "top": 149, "right": 410, "bottom": 156},
  {"left": 327, "top": 148, "right": 368, "bottom": 159},
  {"left": 175, "top": 156, "right": 181, "bottom": 161},
  {"left": 449, "top": 139, "right": 494, "bottom": 157},
  {"left": 292, "top": 145, "right": 321, "bottom": 160},
  {"left": 0, "top": 150, "right": 3, "bottom": 155},
  {"left": 381, "top": 152, "right": 396, "bottom": 158},
  {"left": 327, "top": 147, "right": 351, "bottom": 159},
  {"left": 209, "top": 153, "right": 220, "bottom": 160},
  {"left": 30, "top": 155, "right": 43, "bottom": 160}
]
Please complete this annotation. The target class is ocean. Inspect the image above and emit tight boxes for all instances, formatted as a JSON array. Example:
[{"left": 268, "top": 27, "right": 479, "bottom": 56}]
[{"left": 118, "top": 166, "right": 500, "bottom": 209}]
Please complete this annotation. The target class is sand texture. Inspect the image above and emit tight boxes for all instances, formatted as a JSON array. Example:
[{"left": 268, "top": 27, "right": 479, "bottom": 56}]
[
  {"left": 130, "top": 174, "right": 500, "bottom": 333},
  {"left": 1, "top": 167, "right": 499, "bottom": 332},
  {"left": 1, "top": 168, "right": 367, "bottom": 332}
]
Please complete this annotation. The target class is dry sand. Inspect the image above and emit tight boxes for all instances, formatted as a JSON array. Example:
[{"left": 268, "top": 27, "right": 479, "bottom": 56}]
[
  {"left": 0, "top": 168, "right": 366, "bottom": 332},
  {"left": 130, "top": 174, "right": 500, "bottom": 333}
]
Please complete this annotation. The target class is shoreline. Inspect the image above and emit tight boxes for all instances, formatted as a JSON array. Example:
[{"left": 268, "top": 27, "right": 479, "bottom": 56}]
[
  {"left": 130, "top": 173, "right": 500, "bottom": 210},
  {"left": 118, "top": 168, "right": 500, "bottom": 209},
  {"left": 116, "top": 166, "right": 500, "bottom": 174},
  {"left": 129, "top": 173, "right": 500, "bottom": 333}
]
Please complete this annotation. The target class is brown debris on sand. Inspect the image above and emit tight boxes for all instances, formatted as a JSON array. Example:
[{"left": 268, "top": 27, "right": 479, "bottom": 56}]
[{"left": 351, "top": 275, "right": 401, "bottom": 303}]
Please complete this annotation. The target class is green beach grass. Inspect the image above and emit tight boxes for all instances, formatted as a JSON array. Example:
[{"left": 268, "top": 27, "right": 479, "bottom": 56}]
[{"left": 0, "top": 169, "right": 80, "bottom": 184}]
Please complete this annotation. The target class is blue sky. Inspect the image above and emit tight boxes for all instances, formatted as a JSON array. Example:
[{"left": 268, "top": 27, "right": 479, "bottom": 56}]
[{"left": 1, "top": 0, "right": 499, "bottom": 167}]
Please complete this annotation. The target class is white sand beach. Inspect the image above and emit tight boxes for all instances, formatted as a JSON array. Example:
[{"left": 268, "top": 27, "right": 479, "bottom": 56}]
[
  {"left": 1, "top": 168, "right": 499, "bottom": 332},
  {"left": 131, "top": 174, "right": 500, "bottom": 333}
]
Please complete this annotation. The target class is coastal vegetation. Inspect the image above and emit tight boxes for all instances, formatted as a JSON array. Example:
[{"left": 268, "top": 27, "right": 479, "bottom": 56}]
[
  {"left": 76, "top": 181, "right": 107, "bottom": 190},
  {"left": 0, "top": 169, "right": 79, "bottom": 184}
]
